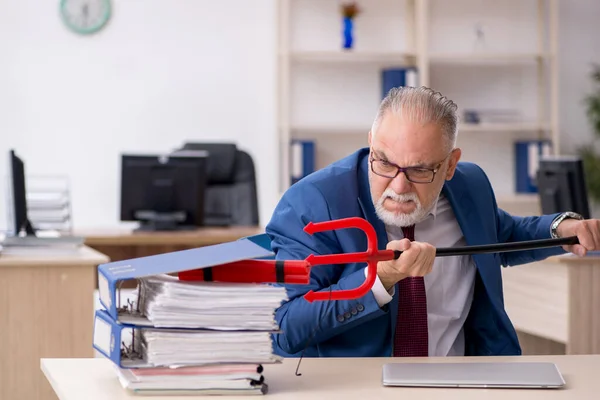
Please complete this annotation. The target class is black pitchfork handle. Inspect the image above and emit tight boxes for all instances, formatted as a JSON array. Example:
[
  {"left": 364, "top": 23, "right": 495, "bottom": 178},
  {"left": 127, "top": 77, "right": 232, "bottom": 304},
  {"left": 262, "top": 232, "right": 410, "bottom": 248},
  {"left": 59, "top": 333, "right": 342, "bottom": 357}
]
[{"left": 393, "top": 236, "right": 579, "bottom": 258}]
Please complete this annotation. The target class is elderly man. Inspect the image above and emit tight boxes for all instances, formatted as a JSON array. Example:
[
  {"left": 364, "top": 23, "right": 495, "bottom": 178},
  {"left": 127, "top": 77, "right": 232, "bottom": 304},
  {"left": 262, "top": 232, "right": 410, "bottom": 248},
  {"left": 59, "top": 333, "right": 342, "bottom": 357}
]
[{"left": 265, "top": 86, "right": 600, "bottom": 358}]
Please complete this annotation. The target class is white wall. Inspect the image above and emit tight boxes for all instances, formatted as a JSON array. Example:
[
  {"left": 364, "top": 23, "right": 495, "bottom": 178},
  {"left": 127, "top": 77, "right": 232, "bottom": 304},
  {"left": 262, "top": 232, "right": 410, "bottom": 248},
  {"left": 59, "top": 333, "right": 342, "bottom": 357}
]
[
  {"left": 557, "top": 0, "right": 600, "bottom": 153},
  {"left": 0, "top": 0, "right": 278, "bottom": 230}
]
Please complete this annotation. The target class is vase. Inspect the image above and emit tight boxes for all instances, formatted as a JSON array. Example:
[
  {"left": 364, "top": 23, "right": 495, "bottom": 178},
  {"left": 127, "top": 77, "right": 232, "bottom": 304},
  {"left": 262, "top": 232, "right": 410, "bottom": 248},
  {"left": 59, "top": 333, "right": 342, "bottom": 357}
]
[{"left": 342, "top": 16, "right": 354, "bottom": 49}]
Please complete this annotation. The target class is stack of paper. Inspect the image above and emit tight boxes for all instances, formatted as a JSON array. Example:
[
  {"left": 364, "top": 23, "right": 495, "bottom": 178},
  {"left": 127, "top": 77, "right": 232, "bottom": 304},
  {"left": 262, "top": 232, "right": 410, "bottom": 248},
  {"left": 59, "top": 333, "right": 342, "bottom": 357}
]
[
  {"left": 115, "top": 363, "right": 269, "bottom": 395},
  {"left": 93, "top": 236, "right": 289, "bottom": 396},
  {"left": 115, "top": 275, "right": 287, "bottom": 394},
  {"left": 137, "top": 274, "right": 287, "bottom": 331}
]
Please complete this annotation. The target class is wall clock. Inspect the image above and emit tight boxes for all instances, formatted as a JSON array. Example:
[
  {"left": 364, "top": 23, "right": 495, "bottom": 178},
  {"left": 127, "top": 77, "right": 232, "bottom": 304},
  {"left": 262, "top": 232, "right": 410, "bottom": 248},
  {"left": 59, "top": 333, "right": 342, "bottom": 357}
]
[{"left": 60, "top": 0, "right": 112, "bottom": 35}]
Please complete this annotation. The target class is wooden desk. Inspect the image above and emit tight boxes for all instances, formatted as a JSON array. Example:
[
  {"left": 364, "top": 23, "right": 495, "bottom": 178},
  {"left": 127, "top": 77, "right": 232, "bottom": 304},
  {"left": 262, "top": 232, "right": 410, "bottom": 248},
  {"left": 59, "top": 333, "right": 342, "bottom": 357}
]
[
  {"left": 41, "top": 355, "right": 598, "bottom": 399},
  {"left": 502, "top": 253, "right": 600, "bottom": 355},
  {"left": 0, "top": 246, "right": 109, "bottom": 400},
  {"left": 79, "top": 226, "right": 263, "bottom": 261}
]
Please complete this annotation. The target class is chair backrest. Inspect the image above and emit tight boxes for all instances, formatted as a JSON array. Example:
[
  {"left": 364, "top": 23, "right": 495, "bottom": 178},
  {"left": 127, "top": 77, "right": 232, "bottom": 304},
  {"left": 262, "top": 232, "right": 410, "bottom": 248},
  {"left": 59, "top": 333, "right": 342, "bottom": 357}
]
[{"left": 176, "top": 142, "right": 259, "bottom": 227}]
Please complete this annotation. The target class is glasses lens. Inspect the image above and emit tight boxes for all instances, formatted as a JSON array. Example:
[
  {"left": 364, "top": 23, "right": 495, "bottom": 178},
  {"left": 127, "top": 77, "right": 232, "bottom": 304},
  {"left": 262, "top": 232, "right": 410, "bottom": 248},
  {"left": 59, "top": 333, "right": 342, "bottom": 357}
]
[
  {"left": 405, "top": 168, "right": 434, "bottom": 183},
  {"left": 372, "top": 160, "right": 397, "bottom": 177}
]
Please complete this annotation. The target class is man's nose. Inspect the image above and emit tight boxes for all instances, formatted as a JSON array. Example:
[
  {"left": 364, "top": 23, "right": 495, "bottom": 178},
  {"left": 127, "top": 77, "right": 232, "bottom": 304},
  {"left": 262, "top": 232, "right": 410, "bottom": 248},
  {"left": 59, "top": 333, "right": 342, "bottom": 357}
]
[{"left": 389, "top": 171, "right": 413, "bottom": 194}]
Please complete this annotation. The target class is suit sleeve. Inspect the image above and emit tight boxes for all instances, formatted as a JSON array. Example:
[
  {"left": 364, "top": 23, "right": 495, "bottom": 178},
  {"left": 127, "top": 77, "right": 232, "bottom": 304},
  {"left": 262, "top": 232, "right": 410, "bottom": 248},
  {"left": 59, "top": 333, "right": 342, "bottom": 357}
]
[
  {"left": 265, "top": 182, "right": 388, "bottom": 355},
  {"left": 495, "top": 210, "right": 566, "bottom": 266}
]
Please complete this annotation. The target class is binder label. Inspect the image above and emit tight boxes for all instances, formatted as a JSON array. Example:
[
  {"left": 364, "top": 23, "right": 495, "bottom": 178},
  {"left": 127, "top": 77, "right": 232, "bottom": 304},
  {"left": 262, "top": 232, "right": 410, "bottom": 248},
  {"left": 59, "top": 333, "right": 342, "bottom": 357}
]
[
  {"left": 98, "top": 272, "right": 111, "bottom": 310},
  {"left": 93, "top": 314, "right": 112, "bottom": 356}
]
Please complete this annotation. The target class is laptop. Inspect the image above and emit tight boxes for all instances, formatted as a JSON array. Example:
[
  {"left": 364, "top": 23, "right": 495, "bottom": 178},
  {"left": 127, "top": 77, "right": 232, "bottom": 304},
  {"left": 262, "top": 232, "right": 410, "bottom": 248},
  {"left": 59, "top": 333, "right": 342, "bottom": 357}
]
[{"left": 382, "top": 362, "right": 566, "bottom": 389}]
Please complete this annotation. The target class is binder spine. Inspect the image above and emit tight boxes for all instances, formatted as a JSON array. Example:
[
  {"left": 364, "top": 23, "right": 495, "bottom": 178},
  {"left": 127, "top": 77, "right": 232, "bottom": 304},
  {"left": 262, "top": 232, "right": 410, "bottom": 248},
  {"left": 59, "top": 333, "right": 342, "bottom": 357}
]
[
  {"left": 97, "top": 268, "right": 118, "bottom": 320},
  {"left": 93, "top": 309, "right": 124, "bottom": 367}
]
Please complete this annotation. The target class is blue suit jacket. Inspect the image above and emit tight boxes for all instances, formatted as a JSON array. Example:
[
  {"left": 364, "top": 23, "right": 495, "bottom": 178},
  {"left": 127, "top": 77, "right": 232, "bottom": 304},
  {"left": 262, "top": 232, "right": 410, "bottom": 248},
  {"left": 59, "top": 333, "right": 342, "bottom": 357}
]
[{"left": 265, "top": 148, "right": 566, "bottom": 357}]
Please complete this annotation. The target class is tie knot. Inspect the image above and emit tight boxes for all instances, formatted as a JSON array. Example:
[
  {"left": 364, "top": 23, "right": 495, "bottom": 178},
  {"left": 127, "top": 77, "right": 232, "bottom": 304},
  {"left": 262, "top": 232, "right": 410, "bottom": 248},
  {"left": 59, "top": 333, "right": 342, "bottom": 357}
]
[{"left": 401, "top": 225, "right": 415, "bottom": 241}]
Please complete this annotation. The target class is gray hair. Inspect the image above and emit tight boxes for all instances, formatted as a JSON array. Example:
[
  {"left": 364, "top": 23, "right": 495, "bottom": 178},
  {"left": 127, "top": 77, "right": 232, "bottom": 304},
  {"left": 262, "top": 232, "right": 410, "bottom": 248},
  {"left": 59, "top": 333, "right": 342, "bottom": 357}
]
[{"left": 371, "top": 86, "right": 459, "bottom": 151}]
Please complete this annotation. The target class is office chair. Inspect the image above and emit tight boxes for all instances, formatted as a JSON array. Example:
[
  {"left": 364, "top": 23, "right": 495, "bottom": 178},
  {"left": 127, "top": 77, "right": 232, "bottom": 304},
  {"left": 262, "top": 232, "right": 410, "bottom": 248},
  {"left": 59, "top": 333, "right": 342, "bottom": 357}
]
[{"left": 175, "top": 142, "right": 259, "bottom": 227}]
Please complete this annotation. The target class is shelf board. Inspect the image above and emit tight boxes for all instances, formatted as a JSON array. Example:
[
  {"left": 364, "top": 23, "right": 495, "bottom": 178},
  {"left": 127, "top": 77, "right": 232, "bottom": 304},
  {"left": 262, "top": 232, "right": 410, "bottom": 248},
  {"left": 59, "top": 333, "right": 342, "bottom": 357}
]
[
  {"left": 459, "top": 123, "right": 550, "bottom": 133},
  {"left": 497, "top": 193, "right": 541, "bottom": 216},
  {"left": 288, "top": 123, "right": 549, "bottom": 136},
  {"left": 429, "top": 52, "right": 551, "bottom": 65},
  {"left": 497, "top": 193, "right": 540, "bottom": 203},
  {"left": 289, "top": 126, "right": 369, "bottom": 136},
  {"left": 287, "top": 50, "right": 417, "bottom": 65}
]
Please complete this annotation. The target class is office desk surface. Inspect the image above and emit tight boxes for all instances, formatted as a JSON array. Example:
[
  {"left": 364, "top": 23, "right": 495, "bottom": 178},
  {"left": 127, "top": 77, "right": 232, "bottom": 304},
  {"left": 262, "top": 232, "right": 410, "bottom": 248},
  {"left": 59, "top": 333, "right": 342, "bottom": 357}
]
[
  {"left": 79, "top": 226, "right": 263, "bottom": 247},
  {"left": 0, "top": 245, "right": 109, "bottom": 267},
  {"left": 41, "top": 355, "right": 598, "bottom": 400}
]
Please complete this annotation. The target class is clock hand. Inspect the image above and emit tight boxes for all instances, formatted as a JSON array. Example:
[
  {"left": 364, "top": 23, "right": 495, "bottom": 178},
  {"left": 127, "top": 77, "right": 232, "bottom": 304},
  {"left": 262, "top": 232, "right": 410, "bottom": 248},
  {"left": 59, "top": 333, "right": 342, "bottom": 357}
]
[{"left": 82, "top": 3, "right": 89, "bottom": 27}]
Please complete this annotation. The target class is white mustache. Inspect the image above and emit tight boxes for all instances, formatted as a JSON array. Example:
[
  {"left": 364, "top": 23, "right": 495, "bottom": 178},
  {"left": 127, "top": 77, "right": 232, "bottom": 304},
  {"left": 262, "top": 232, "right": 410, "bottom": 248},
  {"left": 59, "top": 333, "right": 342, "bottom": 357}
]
[{"left": 380, "top": 189, "right": 419, "bottom": 204}]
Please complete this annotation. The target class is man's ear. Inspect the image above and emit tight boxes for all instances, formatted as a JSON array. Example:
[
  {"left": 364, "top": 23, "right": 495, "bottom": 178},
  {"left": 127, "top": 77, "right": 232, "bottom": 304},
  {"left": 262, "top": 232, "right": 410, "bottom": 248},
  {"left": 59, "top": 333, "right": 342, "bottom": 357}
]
[
  {"left": 445, "top": 148, "right": 462, "bottom": 180},
  {"left": 368, "top": 130, "right": 373, "bottom": 146}
]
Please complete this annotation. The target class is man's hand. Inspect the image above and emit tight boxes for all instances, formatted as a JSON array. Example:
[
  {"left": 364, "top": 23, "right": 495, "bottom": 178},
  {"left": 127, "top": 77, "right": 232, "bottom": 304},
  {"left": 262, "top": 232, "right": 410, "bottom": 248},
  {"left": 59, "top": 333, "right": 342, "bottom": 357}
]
[
  {"left": 377, "top": 239, "right": 436, "bottom": 291},
  {"left": 556, "top": 218, "right": 600, "bottom": 256}
]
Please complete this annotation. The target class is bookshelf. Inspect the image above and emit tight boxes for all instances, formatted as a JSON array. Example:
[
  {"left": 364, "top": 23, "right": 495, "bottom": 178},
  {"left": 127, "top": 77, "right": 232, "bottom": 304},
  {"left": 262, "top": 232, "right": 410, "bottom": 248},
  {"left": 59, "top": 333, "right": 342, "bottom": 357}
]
[{"left": 277, "top": 0, "right": 559, "bottom": 216}]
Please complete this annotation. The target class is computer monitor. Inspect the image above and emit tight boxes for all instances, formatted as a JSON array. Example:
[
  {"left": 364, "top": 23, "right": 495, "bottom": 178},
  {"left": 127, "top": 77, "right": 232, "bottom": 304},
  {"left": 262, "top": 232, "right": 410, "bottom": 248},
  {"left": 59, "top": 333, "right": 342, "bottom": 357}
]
[
  {"left": 536, "top": 155, "right": 591, "bottom": 219},
  {"left": 7, "top": 149, "right": 36, "bottom": 237},
  {"left": 120, "top": 152, "right": 209, "bottom": 231}
]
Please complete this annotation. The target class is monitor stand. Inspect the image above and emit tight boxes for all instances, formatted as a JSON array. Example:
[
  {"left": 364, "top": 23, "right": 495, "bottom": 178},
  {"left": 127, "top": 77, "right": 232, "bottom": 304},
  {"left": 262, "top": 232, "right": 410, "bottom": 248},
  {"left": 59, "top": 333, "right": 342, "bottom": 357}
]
[{"left": 133, "top": 210, "right": 195, "bottom": 232}]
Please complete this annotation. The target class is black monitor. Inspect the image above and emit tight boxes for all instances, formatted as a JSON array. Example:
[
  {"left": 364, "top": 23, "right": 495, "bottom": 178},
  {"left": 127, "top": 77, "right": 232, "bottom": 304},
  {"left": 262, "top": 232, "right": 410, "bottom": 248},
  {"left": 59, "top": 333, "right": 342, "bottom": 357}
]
[
  {"left": 7, "top": 149, "right": 36, "bottom": 237},
  {"left": 120, "top": 152, "right": 209, "bottom": 231},
  {"left": 536, "top": 155, "right": 591, "bottom": 219}
]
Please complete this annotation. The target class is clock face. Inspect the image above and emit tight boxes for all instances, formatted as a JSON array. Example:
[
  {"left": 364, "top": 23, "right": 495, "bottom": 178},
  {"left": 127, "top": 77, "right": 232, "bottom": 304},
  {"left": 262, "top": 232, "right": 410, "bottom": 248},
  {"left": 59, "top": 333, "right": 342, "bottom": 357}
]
[{"left": 60, "top": 0, "right": 111, "bottom": 35}]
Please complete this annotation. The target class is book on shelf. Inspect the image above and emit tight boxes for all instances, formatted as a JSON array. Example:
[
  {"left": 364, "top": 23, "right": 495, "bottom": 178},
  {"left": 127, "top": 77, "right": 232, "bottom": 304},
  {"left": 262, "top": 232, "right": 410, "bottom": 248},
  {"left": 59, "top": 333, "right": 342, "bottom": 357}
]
[
  {"left": 514, "top": 140, "right": 552, "bottom": 193},
  {"left": 381, "top": 67, "right": 419, "bottom": 99},
  {"left": 290, "top": 139, "right": 315, "bottom": 185}
]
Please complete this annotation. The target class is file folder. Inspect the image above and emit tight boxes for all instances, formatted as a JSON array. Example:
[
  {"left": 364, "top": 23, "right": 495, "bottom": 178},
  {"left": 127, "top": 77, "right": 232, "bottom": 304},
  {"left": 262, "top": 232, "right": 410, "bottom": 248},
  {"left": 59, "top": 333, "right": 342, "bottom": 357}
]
[
  {"left": 93, "top": 309, "right": 282, "bottom": 369},
  {"left": 97, "top": 237, "right": 275, "bottom": 325}
]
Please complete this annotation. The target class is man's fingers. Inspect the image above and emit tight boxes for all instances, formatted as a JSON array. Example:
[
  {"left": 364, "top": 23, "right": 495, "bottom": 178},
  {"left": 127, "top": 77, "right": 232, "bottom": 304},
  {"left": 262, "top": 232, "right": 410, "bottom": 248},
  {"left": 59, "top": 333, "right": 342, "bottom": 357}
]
[
  {"left": 406, "top": 242, "right": 434, "bottom": 277},
  {"left": 571, "top": 244, "right": 587, "bottom": 257}
]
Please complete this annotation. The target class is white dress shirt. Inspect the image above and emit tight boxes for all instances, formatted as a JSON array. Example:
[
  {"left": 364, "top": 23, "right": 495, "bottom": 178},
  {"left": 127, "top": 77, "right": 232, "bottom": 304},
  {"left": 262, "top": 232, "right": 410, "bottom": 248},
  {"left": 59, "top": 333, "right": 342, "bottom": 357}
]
[{"left": 368, "top": 193, "right": 476, "bottom": 357}]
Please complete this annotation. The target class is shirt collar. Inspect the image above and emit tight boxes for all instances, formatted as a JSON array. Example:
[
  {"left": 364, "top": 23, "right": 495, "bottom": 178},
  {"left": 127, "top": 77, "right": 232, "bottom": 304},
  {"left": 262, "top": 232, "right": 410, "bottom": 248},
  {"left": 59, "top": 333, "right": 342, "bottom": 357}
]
[{"left": 428, "top": 193, "right": 441, "bottom": 220}]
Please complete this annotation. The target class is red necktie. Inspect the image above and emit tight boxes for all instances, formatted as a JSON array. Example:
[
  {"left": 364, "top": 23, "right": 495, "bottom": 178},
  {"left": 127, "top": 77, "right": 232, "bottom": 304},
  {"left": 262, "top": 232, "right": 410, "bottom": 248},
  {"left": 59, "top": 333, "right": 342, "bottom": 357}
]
[{"left": 393, "top": 224, "right": 429, "bottom": 357}]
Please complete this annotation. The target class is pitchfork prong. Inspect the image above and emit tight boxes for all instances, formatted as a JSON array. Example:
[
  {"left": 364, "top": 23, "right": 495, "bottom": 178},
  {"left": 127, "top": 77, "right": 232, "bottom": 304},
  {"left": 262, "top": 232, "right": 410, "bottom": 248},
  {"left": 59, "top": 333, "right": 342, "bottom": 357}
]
[{"left": 301, "top": 217, "right": 395, "bottom": 303}]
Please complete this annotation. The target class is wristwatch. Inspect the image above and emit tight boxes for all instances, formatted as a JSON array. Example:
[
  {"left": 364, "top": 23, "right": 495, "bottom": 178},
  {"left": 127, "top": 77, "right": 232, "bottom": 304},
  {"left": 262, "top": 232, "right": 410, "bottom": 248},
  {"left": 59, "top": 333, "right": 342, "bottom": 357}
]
[{"left": 550, "top": 211, "right": 583, "bottom": 239}]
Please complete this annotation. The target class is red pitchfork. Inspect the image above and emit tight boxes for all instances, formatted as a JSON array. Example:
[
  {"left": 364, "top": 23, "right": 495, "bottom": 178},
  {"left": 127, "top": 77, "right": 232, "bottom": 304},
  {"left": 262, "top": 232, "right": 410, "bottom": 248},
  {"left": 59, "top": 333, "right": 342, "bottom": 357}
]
[
  {"left": 180, "top": 217, "right": 579, "bottom": 303},
  {"left": 300, "top": 217, "right": 579, "bottom": 303}
]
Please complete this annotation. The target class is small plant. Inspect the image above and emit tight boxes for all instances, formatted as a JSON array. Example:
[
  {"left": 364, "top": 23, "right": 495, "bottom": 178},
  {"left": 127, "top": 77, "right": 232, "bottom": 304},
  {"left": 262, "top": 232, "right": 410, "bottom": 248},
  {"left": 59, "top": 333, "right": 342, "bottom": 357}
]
[
  {"left": 579, "top": 63, "right": 600, "bottom": 205},
  {"left": 341, "top": 2, "right": 360, "bottom": 19}
]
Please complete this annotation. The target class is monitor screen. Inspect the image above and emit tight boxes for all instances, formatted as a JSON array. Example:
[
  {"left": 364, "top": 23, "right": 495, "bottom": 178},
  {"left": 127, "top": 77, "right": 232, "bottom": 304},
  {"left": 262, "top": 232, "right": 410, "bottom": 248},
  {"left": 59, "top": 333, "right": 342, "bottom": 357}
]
[
  {"left": 120, "top": 152, "right": 209, "bottom": 231},
  {"left": 536, "top": 155, "right": 591, "bottom": 219},
  {"left": 7, "top": 149, "right": 36, "bottom": 236}
]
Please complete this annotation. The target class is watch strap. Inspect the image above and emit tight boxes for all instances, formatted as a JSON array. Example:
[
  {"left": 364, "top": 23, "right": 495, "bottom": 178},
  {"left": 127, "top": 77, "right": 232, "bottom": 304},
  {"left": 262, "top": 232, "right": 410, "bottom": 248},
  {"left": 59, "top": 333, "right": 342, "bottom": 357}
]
[{"left": 550, "top": 212, "right": 583, "bottom": 239}]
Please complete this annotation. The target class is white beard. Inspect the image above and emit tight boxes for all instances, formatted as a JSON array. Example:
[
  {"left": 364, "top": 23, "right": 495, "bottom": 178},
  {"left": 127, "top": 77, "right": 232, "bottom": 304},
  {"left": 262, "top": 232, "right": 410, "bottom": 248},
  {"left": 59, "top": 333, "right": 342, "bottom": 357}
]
[{"left": 374, "top": 188, "right": 431, "bottom": 227}]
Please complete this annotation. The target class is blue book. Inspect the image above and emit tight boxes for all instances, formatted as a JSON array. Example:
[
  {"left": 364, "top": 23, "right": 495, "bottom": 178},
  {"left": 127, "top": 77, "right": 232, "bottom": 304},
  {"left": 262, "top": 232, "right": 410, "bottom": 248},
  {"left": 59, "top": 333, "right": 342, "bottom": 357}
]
[
  {"left": 290, "top": 139, "right": 315, "bottom": 185},
  {"left": 381, "top": 67, "right": 419, "bottom": 99},
  {"left": 97, "top": 236, "right": 274, "bottom": 324},
  {"left": 514, "top": 140, "right": 552, "bottom": 193}
]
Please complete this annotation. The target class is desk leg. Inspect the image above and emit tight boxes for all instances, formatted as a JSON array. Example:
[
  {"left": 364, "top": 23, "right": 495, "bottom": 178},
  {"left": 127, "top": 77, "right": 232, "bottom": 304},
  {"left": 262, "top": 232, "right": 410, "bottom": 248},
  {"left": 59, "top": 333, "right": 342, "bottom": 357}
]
[
  {"left": 567, "top": 261, "right": 600, "bottom": 354},
  {"left": 0, "top": 264, "right": 95, "bottom": 400}
]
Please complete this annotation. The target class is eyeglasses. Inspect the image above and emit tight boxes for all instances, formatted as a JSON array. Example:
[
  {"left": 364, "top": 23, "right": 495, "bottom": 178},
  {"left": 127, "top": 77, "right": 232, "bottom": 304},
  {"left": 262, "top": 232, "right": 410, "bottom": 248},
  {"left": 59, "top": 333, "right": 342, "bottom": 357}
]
[{"left": 369, "top": 152, "right": 450, "bottom": 184}]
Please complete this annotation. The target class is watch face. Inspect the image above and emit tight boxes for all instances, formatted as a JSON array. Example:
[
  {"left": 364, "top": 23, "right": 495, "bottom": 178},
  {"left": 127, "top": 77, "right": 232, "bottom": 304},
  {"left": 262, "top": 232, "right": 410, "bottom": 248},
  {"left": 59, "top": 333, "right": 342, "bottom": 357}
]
[{"left": 60, "top": 0, "right": 111, "bottom": 35}]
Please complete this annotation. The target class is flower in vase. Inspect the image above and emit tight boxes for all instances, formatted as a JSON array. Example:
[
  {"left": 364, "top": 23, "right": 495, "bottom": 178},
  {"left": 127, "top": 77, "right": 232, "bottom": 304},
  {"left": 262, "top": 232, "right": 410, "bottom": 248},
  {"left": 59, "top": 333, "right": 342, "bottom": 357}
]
[
  {"left": 340, "top": 1, "right": 360, "bottom": 49},
  {"left": 341, "top": 1, "right": 360, "bottom": 19}
]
